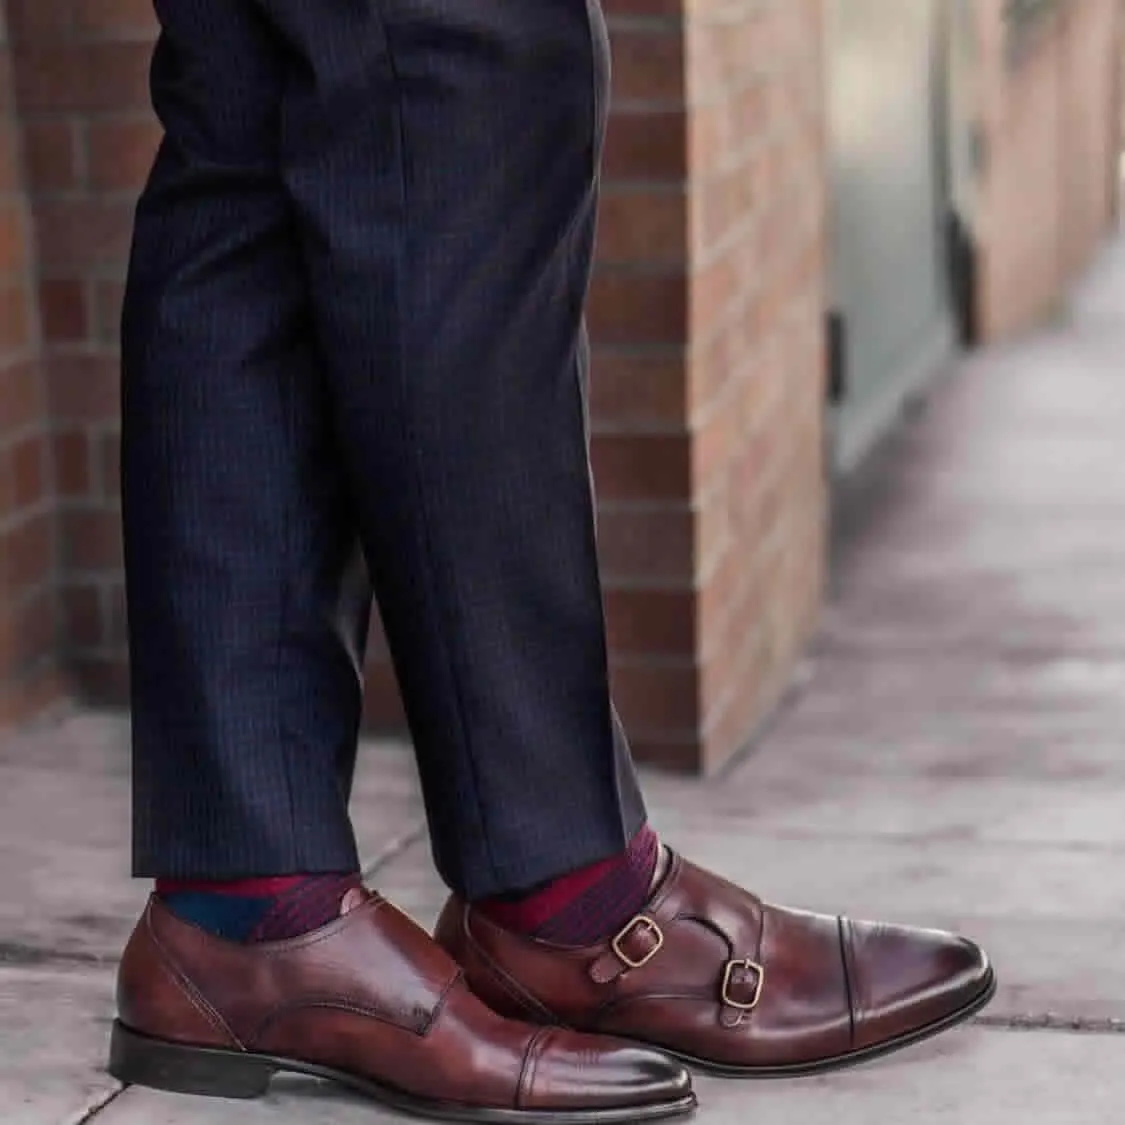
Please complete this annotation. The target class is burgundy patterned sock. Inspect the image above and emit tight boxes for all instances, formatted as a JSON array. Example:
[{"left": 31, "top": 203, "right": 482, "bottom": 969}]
[
  {"left": 156, "top": 873, "right": 362, "bottom": 943},
  {"left": 478, "top": 824, "right": 661, "bottom": 946}
]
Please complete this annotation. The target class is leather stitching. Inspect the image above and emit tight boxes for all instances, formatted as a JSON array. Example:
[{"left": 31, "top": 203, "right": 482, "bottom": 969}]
[
  {"left": 250, "top": 947, "right": 458, "bottom": 1042},
  {"left": 516, "top": 1026, "right": 550, "bottom": 1111},
  {"left": 251, "top": 998, "right": 433, "bottom": 1044},
  {"left": 426, "top": 968, "right": 461, "bottom": 1035},
  {"left": 144, "top": 904, "right": 243, "bottom": 1049},
  {"left": 464, "top": 915, "right": 563, "bottom": 1025}
]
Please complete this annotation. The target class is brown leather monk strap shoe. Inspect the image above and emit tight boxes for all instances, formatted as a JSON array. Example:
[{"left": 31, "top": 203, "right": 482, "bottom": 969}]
[
  {"left": 435, "top": 851, "right": 995, "bottom": 1077},
  {"left": 109, "top": 890, "right": 695, "bottom": 1121}
]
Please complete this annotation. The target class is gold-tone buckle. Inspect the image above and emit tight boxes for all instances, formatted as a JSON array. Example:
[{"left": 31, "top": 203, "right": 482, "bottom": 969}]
[
  {"left": 721, "top": 958, "right": 765, "bottom": 1011},
  {"left": 611, "top": 915, "right": 664, "bottom": 971}
]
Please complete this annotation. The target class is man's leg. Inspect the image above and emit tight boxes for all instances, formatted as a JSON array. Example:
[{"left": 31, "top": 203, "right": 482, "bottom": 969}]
[
  {"left": 113, "top": 3, "right": 692, "bottom": 1117},
  {"left": 124, "top": 0, "right": 371, "bottom": 889},
  {"left": 255, "top": 0, "right": 645, "bottom": 900}
]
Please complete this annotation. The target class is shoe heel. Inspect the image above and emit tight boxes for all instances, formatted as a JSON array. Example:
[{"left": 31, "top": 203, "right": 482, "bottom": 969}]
[{"left": 108, "top": 1020, "right": 277, "bottom": 1100}]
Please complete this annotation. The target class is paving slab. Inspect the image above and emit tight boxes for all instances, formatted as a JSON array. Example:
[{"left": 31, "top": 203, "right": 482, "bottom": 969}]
[
  {"left": 692, "top": 1027, "right": 1124, "bottom": 1125},
  {"left": 0, "top": 967, "right": 119, "bottom": 1125}
]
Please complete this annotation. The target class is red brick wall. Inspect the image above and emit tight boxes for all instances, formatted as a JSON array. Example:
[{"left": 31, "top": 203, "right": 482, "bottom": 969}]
[
  {"left": 0, "top": 0, "right": 830, "bottom": 774},
  {"left": 7, "top": 0, "right": 157, "bottom": 702},
  {"left": 976, "top": 0, "right": 1122, "bottom": 338},
  {"left": 0, "top": 4, "right": 61, "bottom": 724},
  {"left": 683, "top": 0, "right": 828, "bottom": 771}
]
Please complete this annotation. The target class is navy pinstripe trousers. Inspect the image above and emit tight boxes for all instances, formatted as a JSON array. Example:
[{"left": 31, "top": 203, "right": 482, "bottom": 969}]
[{"left": 122, "top": 0, "right": 646, "bottom": 898}]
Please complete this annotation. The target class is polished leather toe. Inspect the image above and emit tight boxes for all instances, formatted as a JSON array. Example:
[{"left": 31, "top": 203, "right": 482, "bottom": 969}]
[
  {"left": 844, "top": 919, "right": 993, "bottom": 1050},
  {"left": 523, "top": 1030, "right": 693, "bottom": 1112}
]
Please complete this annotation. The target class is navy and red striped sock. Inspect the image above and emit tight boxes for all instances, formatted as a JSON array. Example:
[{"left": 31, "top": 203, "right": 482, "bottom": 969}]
[
  {"left": 478, "top": 824, "right": 662, "bottom": 946},
  {"left": 155, "top": 873, "right": 362, "bottom": 943}
]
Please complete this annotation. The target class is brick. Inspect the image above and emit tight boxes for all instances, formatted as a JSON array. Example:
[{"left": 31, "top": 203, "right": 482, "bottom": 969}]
[
  {"left": 14, "top": 43, "right": 152, "bottom": 113},
  {"left": 10, "top": 433, "right": 47, "bottom": 509},
  {"left": 5, "top": 0, "right": 72, "bottom": 42},
  {"left": 0, "top": 200, "right": 30, "bottom": 275},
  {"left": 597, "top": 505, "right": 694, "bottom": 583},
  {"left": 590, "top": 348, "right": 687, "bottom": 429},
  {"left": 591, "top": 432, "right": 690, "bottom": 502},
  {"left": 71, "top": 655, "right": 130, "bottom": 705},
  {"left": 693, "top": 162, "right": 759, "bottom": 255},
  {"left": 63, "top": 507, "right": 123, "bottom": 573},
  {"left": 610, "top": 27, "right": 684, "bottom": 104},
  {"left": 97, "top": 430, "right": 121, "bottom": 499},
  {"left": 87, "top": 116, "right": 159, "bottom": 193},
  {"left": 622, "top": 734, "right": 699, "bottom": 774},
  {"left": 0, "top": 514, "right": 54, "bottom": 595},
  {"left": 60, "top": 583, "right": 104, "bottom": 650},
  {"left": 603, "top": 0, "right": 683, "bottom": 20},
  {"left": 46, "top": 354, "right": 119, "bottom": 422},
  {"left": 105, "top": 581, "right": 128, "bottom": 646},
  {"left": 0, "top": 124, "right": 23, "bottom": 193},
  {"left": 604, "top": 587, "right": 695, "bottom": 656},
  {"left": 90, "top": 278, "right": 125, "bottom": 345},
  {"left": 597, "top": 187, "right": 686, "bottom": 266},
  {"left": 53, "top": 429, "right": 92, "bottom": 497},
  {"left": 39, "top": 278, "right": 88, "bottom": 343},
  {"left": 610, "top": 659, "right": 700, "bottom": 737},
  {"left": 691, "top": 380, "right": 743, "bottom": 487},
  {"left": 689, "top": 241, "right": 742, "bottom": 342},
  {"left": 6, "top": 587, "right": 57, "bottom": 671},
  {"left": 72, "top": 0, "right": 159, "bottom": 40},
  {"left": 0, "top": 359, "right": 45, "bottom": 437},
  {"left": 602, "top": 108, "right": 687, "bottom": 181},
  {"left": 35, "top": 197, "right": 134, "bottom": 274},
  {"left": 22, "top": 119, "right": 80, "bottom": 193},
  {"left": 0, "top": 283, "right": 32, "bottom": 355},
  {"left": 588, "top": 269, "right": 687, "bottom": 346}
]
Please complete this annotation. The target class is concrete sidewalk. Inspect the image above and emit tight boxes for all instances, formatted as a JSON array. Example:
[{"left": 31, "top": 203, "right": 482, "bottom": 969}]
[{"left": 4, "top": 225, "right": 1125, "bottom": 1122}]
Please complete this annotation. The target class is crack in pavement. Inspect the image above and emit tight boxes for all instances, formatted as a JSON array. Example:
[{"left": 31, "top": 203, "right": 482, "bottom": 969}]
[
  {"left": 975, "top": 1014, "right": 1125, "bottom": 1035},
  {"left": 64, "top": 1084, "right": 124, "bottom": 1124},
  {"left": 0, "top": 942, "right": 118, "bottom": 969}
]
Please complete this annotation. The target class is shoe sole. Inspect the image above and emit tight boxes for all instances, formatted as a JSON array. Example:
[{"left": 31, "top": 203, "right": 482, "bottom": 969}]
[
  {"left": 656, "top": 967, "right": 997, "bottom": 1079},
  {"left": 107, "top": 1021, "right": 697, "bottom": 1124}
]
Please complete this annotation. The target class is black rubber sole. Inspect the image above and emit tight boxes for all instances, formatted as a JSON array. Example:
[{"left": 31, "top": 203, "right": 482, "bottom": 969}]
[
  {"left": 107, "top": 1021, "right": 697, "bottom": 1124},
  {"left": 659, "top": 968, "right": 998, "bottom": 1079}
]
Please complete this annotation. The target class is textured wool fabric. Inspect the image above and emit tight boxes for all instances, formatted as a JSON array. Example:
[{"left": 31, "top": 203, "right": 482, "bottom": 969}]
[
  {"left": 123, "top": 0, "right": 646, "bottom": 900},
  {"left": 156, "top": 875, "right": 361, "bottom": 943},
  {"left": 479, "top": 826, "right": 661, "bottom": 946}
]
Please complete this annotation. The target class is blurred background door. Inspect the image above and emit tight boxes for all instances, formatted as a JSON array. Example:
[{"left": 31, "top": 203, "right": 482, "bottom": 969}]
[{"left": 826, "top": 0, "right": 967, "bottom": 471}]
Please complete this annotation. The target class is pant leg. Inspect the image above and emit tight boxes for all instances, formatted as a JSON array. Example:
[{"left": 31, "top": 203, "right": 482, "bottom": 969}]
[
  {"left": 124, "top": 0, "right": 373, "bottom": 878},
  {"left": 251, "top": 0, "right": 645, "bottom": 899}
]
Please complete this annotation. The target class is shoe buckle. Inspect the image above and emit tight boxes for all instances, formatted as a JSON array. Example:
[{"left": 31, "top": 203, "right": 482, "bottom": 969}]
[
  {"left": 721, "top": 958, "right": 765, "bottom": 1012},
  {"left": 610, "top": 915, "right": 664, "bottom": 971}
]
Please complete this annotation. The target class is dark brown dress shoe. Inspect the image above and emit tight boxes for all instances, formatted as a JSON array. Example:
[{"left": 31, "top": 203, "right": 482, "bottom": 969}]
[
  {"left": 435, "top": 851, "right": 995, "bottom": 1077},
  {"left": 109, "top": 891, "right": 695, "bottom": 1122}
]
